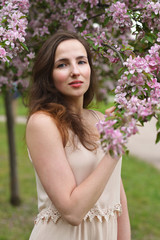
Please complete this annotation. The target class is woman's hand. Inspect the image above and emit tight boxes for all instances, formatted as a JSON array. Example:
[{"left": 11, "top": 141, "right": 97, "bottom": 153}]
[{"left": 105, "top": 106, "right": 116, "bottom": 116}]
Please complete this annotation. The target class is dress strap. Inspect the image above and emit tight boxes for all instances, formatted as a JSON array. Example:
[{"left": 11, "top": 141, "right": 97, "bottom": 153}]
[
  {"left": 89, "top": 109, "right": 101, "bottom": 121},
  {"left": 27, "top": 148, "right": 33, "bottom": 163}
]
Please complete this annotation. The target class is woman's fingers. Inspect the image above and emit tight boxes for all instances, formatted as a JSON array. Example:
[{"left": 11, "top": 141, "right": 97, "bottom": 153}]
[{"left": 105, "top": 106, "right": 116, "bottom": 116}]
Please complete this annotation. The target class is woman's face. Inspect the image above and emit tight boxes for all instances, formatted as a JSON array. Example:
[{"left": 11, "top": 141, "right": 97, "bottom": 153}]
[{"left": 52, "top": 39, "right": 91, "bottom": 101}]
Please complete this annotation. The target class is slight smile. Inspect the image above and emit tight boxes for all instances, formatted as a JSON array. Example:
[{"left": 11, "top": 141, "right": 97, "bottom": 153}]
[{"left": 69, "top": 80, "right": 83, "bottom": 87}]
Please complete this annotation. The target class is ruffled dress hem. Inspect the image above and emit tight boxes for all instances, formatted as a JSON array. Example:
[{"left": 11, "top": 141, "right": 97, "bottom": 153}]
[{"left": 34, "top": 203, "right": 122, "bottom": 224}]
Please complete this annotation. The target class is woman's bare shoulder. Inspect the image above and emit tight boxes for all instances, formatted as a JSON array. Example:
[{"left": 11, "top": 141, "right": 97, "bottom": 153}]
[
  {"left": 27, "top": 111, "right": 54, "bottom": 125},
  {"left": 26, "top": 111, "right": 63, "bottom": 152},
  {"left": 26, "top": 111, "right": 57, "bottom": 133}
]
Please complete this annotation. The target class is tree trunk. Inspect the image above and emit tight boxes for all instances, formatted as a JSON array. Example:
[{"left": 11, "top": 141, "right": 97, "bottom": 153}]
[{"left": 4, "top": 90, "right": 21, "bottom": 206}]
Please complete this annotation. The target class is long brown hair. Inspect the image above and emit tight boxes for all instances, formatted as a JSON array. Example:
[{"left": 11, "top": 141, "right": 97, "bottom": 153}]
[{"left": 28, "top": 30, "right": 97, "bottom": 150}]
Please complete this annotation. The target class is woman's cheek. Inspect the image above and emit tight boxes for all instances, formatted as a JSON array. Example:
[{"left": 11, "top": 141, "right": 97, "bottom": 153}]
[
  {"left": 84, "top": 67, "right": 91, "bottom": 84},
  {"left": 84, "top": 65, "right": 91, "bottom": 77},
  {"left": 53, "top": 70, "right": 68, "bottom": 84}
]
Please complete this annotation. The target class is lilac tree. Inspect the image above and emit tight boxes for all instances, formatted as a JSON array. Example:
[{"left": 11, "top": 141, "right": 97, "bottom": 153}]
[
  {"left": 27, "top": 0, "right": 160, "bottom": 156},
  {"left": 1, "top": 0, "right": 160, "bottom": 171},
  {"left": 0, "top": 0, "right": 30, "bottom": 205}
]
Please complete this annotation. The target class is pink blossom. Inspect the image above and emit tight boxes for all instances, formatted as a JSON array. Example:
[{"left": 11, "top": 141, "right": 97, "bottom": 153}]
[
  {"left": 142, "top": 1, "right": 160, "bottom": 31},
  {"left": 0, "top": 47, "right": 6, "bottom": 57},
  {"left": 108, "top": 1, "right": 132, "bottom": 29},
  {"left": 97, "top": 119, "right": 125, "bottom": 157},
  {"left": 27, "top": 52, "right": 35, "bottom": 59},
  {"left": 121, "top": 118, "right": 138, "bottom": 138},
  {"left": 124, "top": 55, "right": 150, "bottom": 74},
  {"left": 84, "top": 0, "right": 99, "bottom": 8},
  {"left": 0, "top": 0, "right": 29, "bottom": 62}
]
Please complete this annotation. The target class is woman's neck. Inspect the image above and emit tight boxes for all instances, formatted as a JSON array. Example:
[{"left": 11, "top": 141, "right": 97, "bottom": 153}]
[{"left": 64, "top": 97, "right": 84, "bottom": 115}]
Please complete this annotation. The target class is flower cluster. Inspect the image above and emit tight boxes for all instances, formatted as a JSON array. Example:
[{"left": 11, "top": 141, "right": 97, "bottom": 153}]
[
  {"left": 97, "top": 42, "right": 160, "bottom": 157},
  {"left": 146, "top": 1, "right": 160, "bottom": 16},
  {"left": 0, "top": 50, "right": 34, "bottom": 93},
  {"left": 73, "top": 11, "right": 87, "bottom": 28},
  {"left": 146, "top": 43, "right": 160, "bottom": 73},
  {"left": 97, "top": 117, "right": 138, "bottom": 156},
  {"left": 108, "top": 1, "right": 132, "bottom": 30},
  {"left": 0, "top": 0, "right": 29, "bottom": 62},
  {"left": 142, "top": 1, "right": 160, "bottom": 31}
]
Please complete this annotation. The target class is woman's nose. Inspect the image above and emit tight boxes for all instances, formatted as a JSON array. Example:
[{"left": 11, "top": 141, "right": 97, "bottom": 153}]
[{"left": 70, "top": 64, "right": 80, "bottom": 77}]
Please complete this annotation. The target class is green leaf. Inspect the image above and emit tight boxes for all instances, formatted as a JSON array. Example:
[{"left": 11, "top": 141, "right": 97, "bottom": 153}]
[
  {"left": 103, "top": 16, "right": 110, "bottom": 25},
  {"left": 118, "top": 67, "right": 124, "bottom": 74},
  {"left": 1, "top": 18, "right": 7, "bottom": 23},
  {"left": 143, "top": 72, "right": 153, "bottom": 80},
  {"left": 156, "top": 115, "right": 160, "bottom": 131},
  {"left": 144, "top": 83, "right": 151, "bottom": 91},
  {"left": 121, "top": 45, "right": 134, "bottom": 52},
  {"left": 132, "top": 87, "right": 139, "bottom": 96},
  {"left": 115, "top": 111, "right": 123, "bottom": 118},
  {"left": 20, "top": 42, "right": 29, "bottom": 52},
  {"left": 105, "top": 115, "right": 116, "bottom": 121},
  {"left": 156, "top": 121, "right": 160, "bottom": 131},
  {"left": 5, "top": 61, "right": 10, "bottom": 67},
  {"left": 19, "top": 15, "right": 27, "bottom": 19},
  {"left": 134, "top": 72, "right": 138, "bottom": 77},
  {"left": 92, "top": 44, "right": 99, "bottom": 50},
  {"left": 155, "top": 132, "right": 160, "bottom": 144},
  {"left": 0, "top": 42, "right": 6, "bottom": 47},
  {"left": 151, "top": 12, "right": 156, "bottom": 19},
  {"left": 144, "top": 33, "right": 157, "bottom": 44},
  {"left": 145, "top": 35, "right": 154, "bottom": 43},
  {"left": 6, "top": 56, "right": 12, "bottom": 61},
  {"left": 146, "top": 115, "right": 152, "bottom": 122},
  {"left": 127, "top": 73, "right": 132, "bottom": 80}
]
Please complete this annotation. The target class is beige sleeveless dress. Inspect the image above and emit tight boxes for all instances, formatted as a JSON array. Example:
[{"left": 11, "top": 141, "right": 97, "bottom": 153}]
[{"left": 28, "top": 113, "right": 122, "bottom": 240}]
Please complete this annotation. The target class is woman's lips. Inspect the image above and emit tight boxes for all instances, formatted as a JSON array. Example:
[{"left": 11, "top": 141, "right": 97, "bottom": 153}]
[{"left": 69, "top": 80, "right": 83, "bottom": 87}]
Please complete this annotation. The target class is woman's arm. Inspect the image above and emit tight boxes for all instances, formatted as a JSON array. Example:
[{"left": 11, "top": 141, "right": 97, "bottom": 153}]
[
  {"left": 26, "top": 112, "right": 120, "bottom": 226},
  {"left": 117, "top": 179, "right": 131, "bottom": 240}
]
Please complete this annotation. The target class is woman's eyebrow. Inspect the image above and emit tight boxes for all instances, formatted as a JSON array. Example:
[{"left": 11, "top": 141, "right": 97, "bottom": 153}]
[
  {"left": 54, "top": 58, "right": 68, "bottom": 64},
  {"left": 55, "top": 56, "right": 88, "bottom": 64},
  {"left": 76, "top": 56, "right": 88, "bottom": 62},
  {"left": 76, "top": 56, "right": 88, "bottom": 59}
]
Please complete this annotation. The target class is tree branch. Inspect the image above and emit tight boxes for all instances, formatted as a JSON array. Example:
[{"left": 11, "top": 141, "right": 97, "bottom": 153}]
[
  {"left": 102, "top": 43, "right": 124, "bottom": 66},
  {"left": 88, "top": 12, "right": 105, "bottom": 21},
  {"left": 132, "top": 8, "right": 144, "bottom": 12},
  {"left": 97, "top": 0, "right": 110, "bottom": 8}
]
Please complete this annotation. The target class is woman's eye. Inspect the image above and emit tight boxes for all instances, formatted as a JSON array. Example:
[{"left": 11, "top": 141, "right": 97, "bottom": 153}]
[
  {"left": 57, "top": 63, "right": 66, "bottom": 68},
  {"left": 78, "top": 60, "right": 86, "bottom": 65}
]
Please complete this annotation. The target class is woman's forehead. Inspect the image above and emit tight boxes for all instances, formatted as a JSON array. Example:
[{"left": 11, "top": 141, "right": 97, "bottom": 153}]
[{"left": 54, "top": 39, "right": 87, "bottom": 60}]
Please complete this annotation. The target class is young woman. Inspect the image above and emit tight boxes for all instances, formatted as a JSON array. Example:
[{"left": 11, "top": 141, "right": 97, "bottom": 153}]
[{"left": 26, "top": 30, "right": 131, "bottom": 240}]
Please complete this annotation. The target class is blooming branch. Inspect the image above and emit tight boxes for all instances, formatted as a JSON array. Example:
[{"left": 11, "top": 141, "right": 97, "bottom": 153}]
[
  {"left": 0, "top": 0, "right": 29, "bottom": 63},
  {"left": 97, "top": 41, "right": 160, "bottom": 157},
  {"left": 102, "top": 43, "right": 124, "bottom": 66}
]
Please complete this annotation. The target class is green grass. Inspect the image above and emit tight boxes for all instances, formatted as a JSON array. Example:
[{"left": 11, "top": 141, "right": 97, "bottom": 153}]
[
  {"left": 0, "top": 111, "right": 160, "bottom": 239},
  {"left": 0, "top": 122, "right": 37, "bottom": 240},
  {"left": 122, "top": 155, "right": 160, "bottom": 240},
  {"left": 88, "top": 99, "right": 114, "bottom": 114}
]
